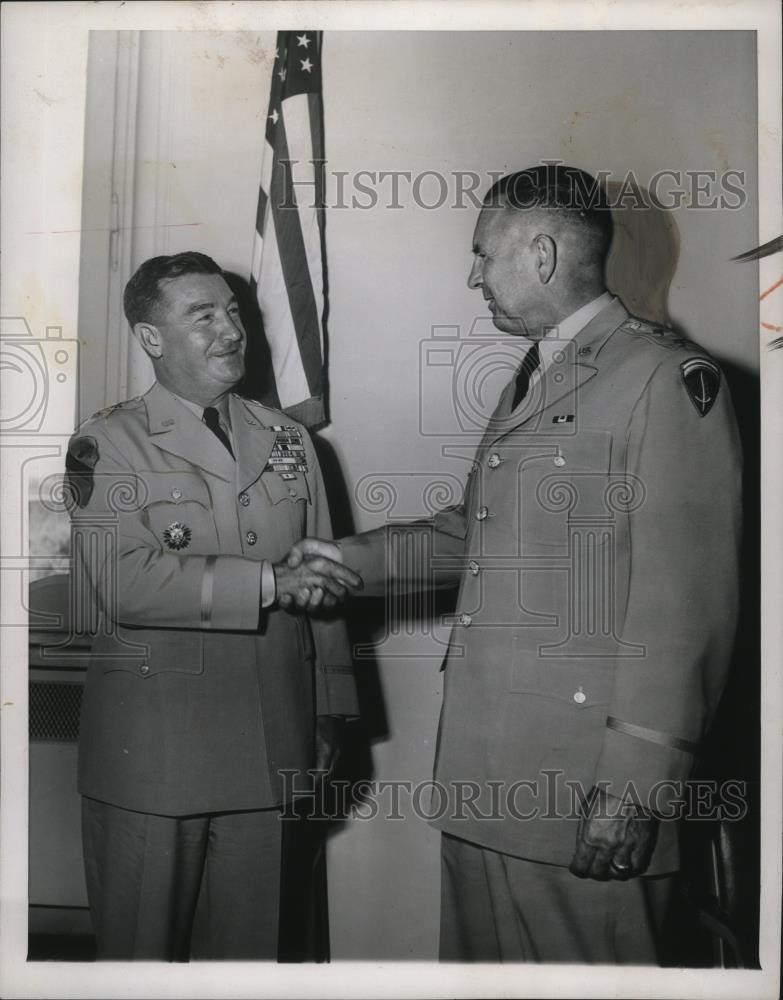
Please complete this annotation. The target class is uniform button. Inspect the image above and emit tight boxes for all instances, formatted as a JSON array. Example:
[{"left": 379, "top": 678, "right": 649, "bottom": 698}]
[
  {"left": 487, "top": 454, "right": 501, "bottom": 469},
  {"left": 246, "top": 530, "right": 258, "bottom": 546},
  {"left": 476, "top": 506, "right": 489, "bottom": 521},
  {"left": 459, "top": 613, "right": 472, "bottom": 627},
  {"left": 140, "top": 663, "right": 150, "bottom": 675},
  {"left": 468, "top": 560, "right": 480, "bottom": 576},
  {"left": 553, "top": 455, "right": 566, "bottom": 467},
  {"left": 288, "top": 488, "right": 298, "bottom": 497},
  {"left": 573, "top": 688, "right": 586, "bottom": 704},
  {"left": 238, "top": 492, "right": 250, "bottom": 506},
  {"left": 171, "top": 488, "right": 182, "bottom": 500}
]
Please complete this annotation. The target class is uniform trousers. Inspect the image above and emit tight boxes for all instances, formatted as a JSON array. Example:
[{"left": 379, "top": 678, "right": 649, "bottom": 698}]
[
  {"left": 82, "top": 796, "right": 283, "bottom": 961},
  {"left": 440, "top": 833, "right": 674, "bottom": 963}
]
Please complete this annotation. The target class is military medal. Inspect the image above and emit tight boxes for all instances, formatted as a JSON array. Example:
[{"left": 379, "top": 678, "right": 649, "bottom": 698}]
[
  {"left": 267, "top": 426, "right": 309, "bottom": 474},
  {"left": 163, "top": 521, "right": 191, "bottom": 550}
]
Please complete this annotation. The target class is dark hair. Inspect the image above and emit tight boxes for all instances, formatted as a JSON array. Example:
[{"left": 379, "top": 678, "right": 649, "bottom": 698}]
[
  {"left": 123, "top": 251, "right": 223, "bottom": 328},
  {"left": 484, "top": 164, "right": 613, "bottom": 259}
]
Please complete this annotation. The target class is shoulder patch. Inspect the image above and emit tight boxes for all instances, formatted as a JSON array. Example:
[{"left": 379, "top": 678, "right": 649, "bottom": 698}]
[
  {"left": 680, "top": 358, "right": 721, "bottom": 417},
  {"left": 65, "top": 435, "right": 100, "bottom": 508}
]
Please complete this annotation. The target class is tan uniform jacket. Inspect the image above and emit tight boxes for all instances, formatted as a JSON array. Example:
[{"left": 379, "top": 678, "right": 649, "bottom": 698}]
[
  {"left": 67, "top": 383, "right": 358, "bottom": 817},
  {"left": 341, "top": 300, "right": 742, "bottom": 873}
]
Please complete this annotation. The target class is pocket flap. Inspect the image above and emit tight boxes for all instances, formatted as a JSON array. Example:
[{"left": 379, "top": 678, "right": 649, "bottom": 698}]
[
  {"left": 91, "top": 629, "right": 204, "bottom": 677},
  {"left": 139, "top": 471, "right": 212, "bottom": 509}
]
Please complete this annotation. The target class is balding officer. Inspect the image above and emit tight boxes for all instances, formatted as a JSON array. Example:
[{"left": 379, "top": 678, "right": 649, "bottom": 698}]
[
  {"left": 291, "top": 166, "right": 743, "bottom": 963},
  {"left": 66, "top": 251, "right": 363, "bottom": 960}
]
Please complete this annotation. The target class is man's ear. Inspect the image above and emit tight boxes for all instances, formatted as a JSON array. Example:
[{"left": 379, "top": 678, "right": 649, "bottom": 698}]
[
  {"left": 534, "top": 234, "right": 557, "bottom": 284},
  {"left": 134, "top": 322, "right": 163, "bottom": 359}
]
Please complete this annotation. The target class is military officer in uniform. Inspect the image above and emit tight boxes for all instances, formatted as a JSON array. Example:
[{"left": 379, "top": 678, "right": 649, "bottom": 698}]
[
  {"left": 290, "top": 165, "right": 743, "bottom": 962},
  {"left": 65, "top": 251, "right": 363, "bottom": 960}
]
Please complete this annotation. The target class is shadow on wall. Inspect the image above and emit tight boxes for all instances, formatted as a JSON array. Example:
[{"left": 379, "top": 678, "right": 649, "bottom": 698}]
[
  {"left": 226, "top": 265, "right": 389, "bottom": 783},
  {"left": 607, "top": 183, "right": 759, "bottom": 967}
]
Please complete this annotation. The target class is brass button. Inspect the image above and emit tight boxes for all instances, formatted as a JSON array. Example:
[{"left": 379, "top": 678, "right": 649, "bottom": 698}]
[
  {"left": 487, "top": 454, "right": 501, "bottom": 469},
  {"left": 573, "top": 688, "right": 586, "bottom": 704},
  {"left": 553, "top": 455, "right": 566, "bottom": 467},
  {"left": 171, "top": 488, "right": 182, "bottom": 500},
  {"left": 468, "top": 560, "right": 480, "bottom": 576},
  {"left": 238, "top": 492, "right": 250, "bottom": 507},
  {"left": 246, "top": 530, "right": 258, "bottom": 546},
  {"left": 140, "top": 663, "right": 150, "bottom": 675},
  {"left": 459, "top": 613, "right": 472, "bottom": 627},
  {"left": 288, "top": 488, "right": 298, "bottom": 497},
  {"left": 476, "top": 506, "right": 489, "bottom": 521}
]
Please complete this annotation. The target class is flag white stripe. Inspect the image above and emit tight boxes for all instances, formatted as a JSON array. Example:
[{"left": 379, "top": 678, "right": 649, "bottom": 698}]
[
  {"left": 256, "top": 210, "right": 311, "bottom": 406},
  {"left": 281, "top": 93, "right": 325, "bottom": 346}
]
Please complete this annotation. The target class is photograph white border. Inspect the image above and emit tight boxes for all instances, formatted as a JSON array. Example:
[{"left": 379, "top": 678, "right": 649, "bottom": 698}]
[{"left": 1, "top": 2, "right": 780, "bottom": 998}]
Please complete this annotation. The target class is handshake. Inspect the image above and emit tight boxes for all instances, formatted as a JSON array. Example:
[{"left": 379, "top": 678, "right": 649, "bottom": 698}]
[{"left": 273, "top": 538, "right": 363, "bottom": 612}]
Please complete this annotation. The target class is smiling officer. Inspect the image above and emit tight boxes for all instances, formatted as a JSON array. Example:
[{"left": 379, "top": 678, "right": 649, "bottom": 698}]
[{"left": 65, "top": 251, "right": 363, "bottom": 960}]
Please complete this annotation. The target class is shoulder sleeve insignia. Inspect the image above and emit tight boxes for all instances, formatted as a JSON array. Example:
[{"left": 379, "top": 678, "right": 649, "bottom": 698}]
[
  {"left": 65, "top": 435, "right": 99, "bottom": 507},
  {"left": 680, "top": 358, "right": 721, "bottom": 417}
]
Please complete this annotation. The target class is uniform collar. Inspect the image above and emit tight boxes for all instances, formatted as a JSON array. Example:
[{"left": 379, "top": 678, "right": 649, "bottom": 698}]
[
  {"left": 143, "top": 382, "right": 236, "bottom": 480},
  {"left": 481, "top": 296, "right": 630, "bottom": 445},
  {"left": 538, "top": 291, "right": 616, "bottom": 371}
]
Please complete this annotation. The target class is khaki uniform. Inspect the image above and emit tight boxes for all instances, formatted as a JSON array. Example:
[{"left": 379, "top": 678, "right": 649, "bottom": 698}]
[
  {"left": 67, "top": 383, "right": 357, "bottom": 958},
  {"left": 342, "top": 299, "right": 742, "bottom": 959},
  {"left": 68, "top": 382, "right": 357, "bottom": 815}
]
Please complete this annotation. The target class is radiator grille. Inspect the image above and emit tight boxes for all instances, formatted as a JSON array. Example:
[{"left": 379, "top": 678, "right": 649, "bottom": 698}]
[{"left": 29, "top": 681, "right": 83, "bottom": 743}]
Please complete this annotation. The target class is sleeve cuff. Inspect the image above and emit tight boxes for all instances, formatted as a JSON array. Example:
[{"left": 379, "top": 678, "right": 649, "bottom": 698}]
[{"left": 260, "top": 560, "right": 276, "bottom": 608}]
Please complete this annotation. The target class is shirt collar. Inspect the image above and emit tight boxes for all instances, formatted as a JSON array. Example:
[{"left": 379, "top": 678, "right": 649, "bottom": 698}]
[
  {"left": 161, "top": 385, "right": 232, "bottom": 428},
  {"left": 539, "top": 291, "right": 615, "bottom": 369}
]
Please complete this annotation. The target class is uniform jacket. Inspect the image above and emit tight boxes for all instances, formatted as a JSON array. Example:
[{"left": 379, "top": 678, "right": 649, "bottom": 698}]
[
  {"left": 66, "top": 383, "right": 358, "bottom": 817},
  {"left": 341, "top": 299, "right": 742, "bottom": 873}
]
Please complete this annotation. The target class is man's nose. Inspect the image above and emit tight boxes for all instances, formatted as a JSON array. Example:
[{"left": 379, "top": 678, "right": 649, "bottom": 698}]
[
  {"left": 217, "top": 311, "right": 243, "bottom": 339},
  {"left": 467, "top": 258, "right": 483, "bottom": 290}
]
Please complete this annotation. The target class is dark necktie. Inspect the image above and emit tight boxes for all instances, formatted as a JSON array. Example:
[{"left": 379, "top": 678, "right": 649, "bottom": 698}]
[
  {"left": 202, "top": 406, "right": 234, "bottom": 458},
  {"left": 511, "top": 342, "right": 541, "bottom": 410}
]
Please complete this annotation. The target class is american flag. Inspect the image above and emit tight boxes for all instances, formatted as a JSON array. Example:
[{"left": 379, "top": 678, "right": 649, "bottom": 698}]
[{"left": 251, "top": 31, "right": 327, "bottom": 427}]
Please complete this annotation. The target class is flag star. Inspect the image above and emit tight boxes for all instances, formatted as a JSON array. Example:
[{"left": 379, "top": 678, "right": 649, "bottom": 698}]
[
  {"left": 296, "top": 33, "right": 311, "bottom": 49},
  {"left": 300, "top": 58, "right": 313, "bottom": 73},
  {"left": 278, "top": 66, "right": 287, "bottom": 81},
  {"left": 269, "top": 108, "right": 279, "bottom": 125}
]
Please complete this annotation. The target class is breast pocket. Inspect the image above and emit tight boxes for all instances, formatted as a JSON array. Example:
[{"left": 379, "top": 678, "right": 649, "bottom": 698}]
[
  {"left": 258, "top": 469, "right": 313, "bottom": 536},
  {"left": 91, "top": 629, "right": 204, "bottom": 677},
  {"left": 140, "top": 471, "right": 218, "bottom": 554},
  {"left": 520, "top": 430, "right": 613, "bottom": 552}
]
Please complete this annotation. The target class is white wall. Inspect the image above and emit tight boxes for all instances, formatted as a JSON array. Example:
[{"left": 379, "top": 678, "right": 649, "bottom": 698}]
[{"left": 79, "top": 29, "right": 759, "bottom": 960}]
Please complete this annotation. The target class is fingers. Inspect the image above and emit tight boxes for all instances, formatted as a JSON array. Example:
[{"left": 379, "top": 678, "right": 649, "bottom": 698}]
[
  {"left": 306, "top": 556, "right": 363, "bottom": 593},
  {"left": 287, "top": 537, "right": 341, "bottom": 568},
  {"left": 609, "top": 843, "right": 635, "bottom": 880},
  {"left": 569, "top": 831, "right": 614, "bottom": 881},
  {"left": 568, "top": 829, "right": 595, "bottom": 878}
]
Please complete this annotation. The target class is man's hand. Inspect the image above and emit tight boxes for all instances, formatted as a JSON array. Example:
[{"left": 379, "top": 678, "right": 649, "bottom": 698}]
[
  {"left": 314, "top": 714, "right": 344, "bottom": 779},
  {"left": 286, "top": 537, "right": 343, "bottom": 570},
  {"left": 569, "top": 786, "right": 658, "bottom": 881},
  {"left": 273, "top": 546, "right": 362, "bottom": 612}
]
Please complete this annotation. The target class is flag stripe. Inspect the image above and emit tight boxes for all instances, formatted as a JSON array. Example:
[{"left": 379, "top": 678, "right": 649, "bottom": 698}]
[
  {"left": 268, "top": 123, "right": 324, "bottom": 396},
  {"left": 256, "top": 209, "right": 312, "bottom": 405},
  {"left": 282, "top": 93, "right": 325, "bottom": 348}
]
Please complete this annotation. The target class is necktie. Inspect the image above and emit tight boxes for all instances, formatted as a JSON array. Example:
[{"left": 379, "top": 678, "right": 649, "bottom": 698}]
[
  {"left": 511, "top": 342, "right": 541, "bottom": 410},
  {"left": 202, "top": 406, "right": 235, "bottom": 458}
]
